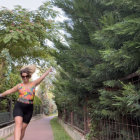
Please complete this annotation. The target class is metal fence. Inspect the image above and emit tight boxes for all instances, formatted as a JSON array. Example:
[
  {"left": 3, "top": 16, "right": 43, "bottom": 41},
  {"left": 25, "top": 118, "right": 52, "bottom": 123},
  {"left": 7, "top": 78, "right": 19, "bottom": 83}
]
[
  {"left": 0, "top": 112, "right": 13, "bottom": 127},
  {"left": 97, "top": 73, "right": 140, "bottom": 140},
  {"left": 0, "top": 98, "right": 14, "bottom": 127},
  {"left": 0, "top": 98, "right": 43, "bottom": 128},
  {"left": 59, "top": 105, "right": 89, "bottom": 135},
  {"left": 98, "top": 115, "right": 140, "bottom": 140},
  {"left": 33, "top": 105, "right": 43, "bottom": 116},
  {"left": 60, "top": 106, "right": 140, "bottom": 140},
  {"left": 58, "top": 72, "right": 140, "bottom": 140}
]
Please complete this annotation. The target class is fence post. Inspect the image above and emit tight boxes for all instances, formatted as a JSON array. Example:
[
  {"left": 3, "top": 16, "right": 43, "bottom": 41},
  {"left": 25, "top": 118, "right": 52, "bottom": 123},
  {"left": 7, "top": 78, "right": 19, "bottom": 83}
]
[
  {"left": 64, "top": 108, "right": 66, "bottom": 122},
  {"left": 84, "top": 104, "right": 87, "bottom": 134},
  {"left": 71, "top": 111, "right": 73, "bottom": 125},
  {"left": 40, "top": 106, "right": 42, "bottom": 114},
  {"left": 9, "top": 99, "right": 13, "bottom": 121},
  {"left": 87, "top": 116, "right": 91, "bottom": 132}
]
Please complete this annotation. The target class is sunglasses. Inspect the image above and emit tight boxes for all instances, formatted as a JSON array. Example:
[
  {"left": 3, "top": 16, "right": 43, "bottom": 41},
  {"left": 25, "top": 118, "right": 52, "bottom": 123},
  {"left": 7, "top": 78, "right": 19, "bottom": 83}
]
[{"left": 21, "top": 75, "right": 30, "bottom": 79}]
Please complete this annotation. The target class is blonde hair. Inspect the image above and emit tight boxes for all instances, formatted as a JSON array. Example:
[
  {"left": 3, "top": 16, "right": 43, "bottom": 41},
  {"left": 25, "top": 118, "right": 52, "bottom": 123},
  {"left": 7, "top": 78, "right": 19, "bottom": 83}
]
[{"left": 20, "top": 65, "right": 36, "bottom": 76}]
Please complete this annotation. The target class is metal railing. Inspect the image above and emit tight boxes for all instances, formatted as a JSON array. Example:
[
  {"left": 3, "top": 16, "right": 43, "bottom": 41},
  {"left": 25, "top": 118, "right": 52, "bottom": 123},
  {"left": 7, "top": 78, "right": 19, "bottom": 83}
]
[
  {"left": 59, "top": 105, "right": 140, "bottom": 140},
  {"left": 33, "top": 105, "right": 43, "bottom": 116},
  {"left": 0, "top": 98, "right": 14, "bottom": 127},
  {"left": 0, "top": 112, "right": 14, "bottom": 127},
  {"left": 58, "top": 73, "right": 140, "bottom": 140},
  {"left": 0, "top": 98, "right": 43, "bottom": 128},
  {"left": 97, "top": 73, "right": 140, "bottom": 140},
  {"left": 98, "top": 115, "right": 140, "bottom": 140},
  {"left": 59, "top": 105, "right": 89, "bottom": 135}
]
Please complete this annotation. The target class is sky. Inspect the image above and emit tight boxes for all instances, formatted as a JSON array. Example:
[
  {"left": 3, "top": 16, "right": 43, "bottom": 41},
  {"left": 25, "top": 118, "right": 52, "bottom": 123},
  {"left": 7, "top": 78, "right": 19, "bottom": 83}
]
[
  {"left": 0, "top": 0, "right": 67, "bottom": 22},
  {"left": 0, "top": 0, "right": 46, "bottom": 10}
]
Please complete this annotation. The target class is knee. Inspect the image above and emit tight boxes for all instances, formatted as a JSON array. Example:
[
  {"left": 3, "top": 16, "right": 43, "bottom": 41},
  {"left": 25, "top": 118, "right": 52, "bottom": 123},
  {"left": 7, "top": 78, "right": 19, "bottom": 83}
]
[{"left": 15, "top": 122, "right": 22, "bottom": 129}]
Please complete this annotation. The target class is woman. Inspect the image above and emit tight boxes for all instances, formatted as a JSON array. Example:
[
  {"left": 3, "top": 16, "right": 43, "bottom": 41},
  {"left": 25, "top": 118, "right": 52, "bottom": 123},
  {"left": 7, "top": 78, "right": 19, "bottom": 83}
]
[{"left": 0, "top": 65, "right": 52, "bottom": 140}]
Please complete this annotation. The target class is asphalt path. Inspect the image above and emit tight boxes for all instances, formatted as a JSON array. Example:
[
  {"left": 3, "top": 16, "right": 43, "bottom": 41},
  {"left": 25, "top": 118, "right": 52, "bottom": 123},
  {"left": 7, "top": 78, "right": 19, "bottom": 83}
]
[{"left": 7, "top": 116, "right": 54, "bottom": 140}]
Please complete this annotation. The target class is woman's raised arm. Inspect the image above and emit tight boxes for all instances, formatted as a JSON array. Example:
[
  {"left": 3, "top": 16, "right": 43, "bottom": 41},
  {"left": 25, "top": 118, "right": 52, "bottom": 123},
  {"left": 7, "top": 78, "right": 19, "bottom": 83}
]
[{"left": 33, "top": 67, "right": 52, "bottom": 86}]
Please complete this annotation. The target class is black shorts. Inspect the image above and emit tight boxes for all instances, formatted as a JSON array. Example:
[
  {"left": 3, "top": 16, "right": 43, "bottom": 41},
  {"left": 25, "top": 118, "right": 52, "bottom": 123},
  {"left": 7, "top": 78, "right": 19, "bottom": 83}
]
[{"left": 13, "top": 101, "right": 33, "bottom": 124}]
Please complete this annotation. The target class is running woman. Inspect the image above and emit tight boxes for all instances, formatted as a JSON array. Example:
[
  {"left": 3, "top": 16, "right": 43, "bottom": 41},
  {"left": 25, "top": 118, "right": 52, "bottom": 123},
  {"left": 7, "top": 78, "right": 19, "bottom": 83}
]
[{"left": 0, "top": 65, "right": 52, "bottom": 140}]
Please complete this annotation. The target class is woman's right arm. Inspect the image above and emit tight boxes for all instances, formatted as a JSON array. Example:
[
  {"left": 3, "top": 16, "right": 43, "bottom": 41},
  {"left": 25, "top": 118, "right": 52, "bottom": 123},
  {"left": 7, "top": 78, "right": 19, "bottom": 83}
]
[{"left": 0, "top": 84, "right": 19, "bottom": 97}]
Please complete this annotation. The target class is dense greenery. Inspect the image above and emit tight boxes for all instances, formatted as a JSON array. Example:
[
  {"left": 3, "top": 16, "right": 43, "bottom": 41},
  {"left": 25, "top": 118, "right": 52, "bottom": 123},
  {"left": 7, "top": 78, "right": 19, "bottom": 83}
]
[
  {"left": 33, "top": 96, "right": 42, "bottom": 106},
  {"left": 0, "top": 0, "right": 140, "bottom": 138},
  {"left": 52, "top": 0, "right": 140, "bottom": 138},
  {"left": 0, "top": 2, "right": 56, "bottom": 64}
]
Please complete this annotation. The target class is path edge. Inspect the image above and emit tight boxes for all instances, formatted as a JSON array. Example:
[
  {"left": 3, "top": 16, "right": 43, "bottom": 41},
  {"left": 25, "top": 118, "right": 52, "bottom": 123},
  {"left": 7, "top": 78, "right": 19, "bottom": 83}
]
[{"left": 58, "top": 119, "right": 86, "bottom": 140}]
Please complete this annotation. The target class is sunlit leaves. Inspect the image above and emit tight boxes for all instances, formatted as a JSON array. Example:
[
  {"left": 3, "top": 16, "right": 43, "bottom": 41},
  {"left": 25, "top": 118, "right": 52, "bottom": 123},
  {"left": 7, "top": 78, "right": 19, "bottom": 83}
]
[{"left": 0, "top": 2, "right": 57, "bottom": 63}]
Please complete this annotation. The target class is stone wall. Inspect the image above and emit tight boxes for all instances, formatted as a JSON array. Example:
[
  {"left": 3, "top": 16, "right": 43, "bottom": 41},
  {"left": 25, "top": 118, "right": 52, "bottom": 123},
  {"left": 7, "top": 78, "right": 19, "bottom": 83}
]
[
  {"left": 58, "top": 119, "right": 86, "bottom": 140},
  {"left": 0, "top": 123, "right": 14, "bottom": 138}
]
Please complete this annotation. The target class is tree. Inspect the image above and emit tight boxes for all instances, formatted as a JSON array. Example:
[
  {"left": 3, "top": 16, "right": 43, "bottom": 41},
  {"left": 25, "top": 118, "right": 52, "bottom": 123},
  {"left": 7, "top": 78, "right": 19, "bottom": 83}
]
[
  {"left": 52, "top": 0, "right": 140, "bottom": 139},
  {"left": 0, "top": 2, "right": 57, "bottom": 65},
  {"left": 0, "top": 1, "right": 57, "bottom": 111}
]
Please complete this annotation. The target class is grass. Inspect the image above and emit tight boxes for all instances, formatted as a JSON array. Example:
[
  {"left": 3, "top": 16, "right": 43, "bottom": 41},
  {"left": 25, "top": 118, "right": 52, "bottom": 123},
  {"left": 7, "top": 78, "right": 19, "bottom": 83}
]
[
  {"left": 48, "top": 112, "right": 58, "bottom": 117},
  {"left": 50, "top": 117, "right": 73, "bottom": 140}
]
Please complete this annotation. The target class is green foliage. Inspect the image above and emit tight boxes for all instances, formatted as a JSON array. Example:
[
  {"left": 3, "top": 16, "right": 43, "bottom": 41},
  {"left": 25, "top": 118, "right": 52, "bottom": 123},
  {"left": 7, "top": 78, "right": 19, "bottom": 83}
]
[
  {"left": 98, "top": 82, "right": 140, "bottom": 117},
  {"left": 0, "top": 49, "right": 12, "bottom": 83},
  {"left": 0, "top": 1, "right": 57, "bottom": 111},
  {"left": 112, "top": 83, "right": 140, "bottom": 116},
  {"left": 0, "top": 70, "right": 21, "bottom": 111},
  {"left": 0, "top": 2, "right": 57, "bottom": 64},
  {"left": 103, "top": 80, "right": 122, "bottom": 88},
  {"left": 52, "top": 0, "right": 140, "bottom": 110},
  {"left": 33, "top": 96, "right": 42, "bottom": 106},
  {"left": 52, "top": 0, "right": 140, "bottom": 138}
]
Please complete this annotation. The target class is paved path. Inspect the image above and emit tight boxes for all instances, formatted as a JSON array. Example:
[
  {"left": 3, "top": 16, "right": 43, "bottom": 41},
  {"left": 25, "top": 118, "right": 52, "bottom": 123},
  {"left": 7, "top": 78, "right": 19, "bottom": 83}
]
[{"left": 7, "top": 116, "right": 54, "bottom": 140}]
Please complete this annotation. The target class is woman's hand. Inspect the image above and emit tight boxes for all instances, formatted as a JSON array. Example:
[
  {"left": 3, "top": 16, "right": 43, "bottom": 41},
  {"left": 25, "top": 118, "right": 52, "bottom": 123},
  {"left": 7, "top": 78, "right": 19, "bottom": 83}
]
[
  {"left": 33, "top": 67, "right": 53, "bottom": 86},
  {"left": 48, "top": 67, "right": 53, "bottom": 73}
]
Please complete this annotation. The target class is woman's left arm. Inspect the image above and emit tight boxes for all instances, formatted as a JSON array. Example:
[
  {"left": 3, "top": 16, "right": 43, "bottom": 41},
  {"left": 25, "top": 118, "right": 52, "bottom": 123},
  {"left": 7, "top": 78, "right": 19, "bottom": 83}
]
[{"left": 33, "top": 67, "right": 52, "bottom": 86}]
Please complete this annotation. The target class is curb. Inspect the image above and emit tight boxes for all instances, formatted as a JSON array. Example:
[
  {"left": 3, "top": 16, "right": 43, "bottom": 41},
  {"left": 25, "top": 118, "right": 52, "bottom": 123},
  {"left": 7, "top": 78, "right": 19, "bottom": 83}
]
[{"left": 58, "top": 119, "right": 86, "bottom": 140}]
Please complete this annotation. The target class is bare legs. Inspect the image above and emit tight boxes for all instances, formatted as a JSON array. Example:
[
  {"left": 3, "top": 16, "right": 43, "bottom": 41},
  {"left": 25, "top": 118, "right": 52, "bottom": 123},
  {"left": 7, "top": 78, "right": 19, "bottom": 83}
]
[
  {"left": 14, "top": 116, "right": 28, "bottom": 140},
  {"left": 14, "top": 116, "right": 22, "bottom": 140},
  {"left": 20, "top": 123, "right": 28, "bottom": 140}
]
